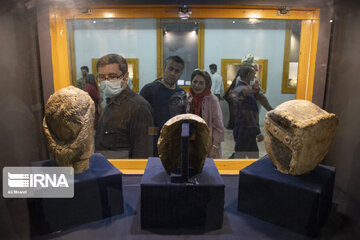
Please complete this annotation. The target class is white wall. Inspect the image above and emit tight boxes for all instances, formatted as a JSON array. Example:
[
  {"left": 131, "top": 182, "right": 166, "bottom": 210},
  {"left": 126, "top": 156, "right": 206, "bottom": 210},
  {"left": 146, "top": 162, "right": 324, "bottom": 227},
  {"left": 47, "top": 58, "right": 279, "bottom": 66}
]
[
  {"left": 204, "top": 19, "right": 296, "bottom": 125},
  {"left": 73, "top": 19, "right": 157, "bottom": 90}
]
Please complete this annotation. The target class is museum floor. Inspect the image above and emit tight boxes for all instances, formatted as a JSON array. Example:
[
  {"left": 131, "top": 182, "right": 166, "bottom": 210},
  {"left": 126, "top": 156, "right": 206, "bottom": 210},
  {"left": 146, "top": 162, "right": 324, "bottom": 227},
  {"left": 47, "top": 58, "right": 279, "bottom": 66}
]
[{"left": 221, "top": 127, "right": 267, "bottom": 159}]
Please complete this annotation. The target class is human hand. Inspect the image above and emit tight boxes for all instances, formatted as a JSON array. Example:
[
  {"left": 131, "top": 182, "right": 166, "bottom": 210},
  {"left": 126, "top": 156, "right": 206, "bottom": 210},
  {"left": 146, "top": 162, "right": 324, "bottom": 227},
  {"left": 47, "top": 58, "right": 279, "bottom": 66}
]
[
  {"left": 252, "top": 80, "right": 260, "bottom": 93},
  {"left": 209, "top": 145, "right": 218, "bottom": 158},
  {"left": 256, "top": 133, "right": 264, "bottom": 142}
]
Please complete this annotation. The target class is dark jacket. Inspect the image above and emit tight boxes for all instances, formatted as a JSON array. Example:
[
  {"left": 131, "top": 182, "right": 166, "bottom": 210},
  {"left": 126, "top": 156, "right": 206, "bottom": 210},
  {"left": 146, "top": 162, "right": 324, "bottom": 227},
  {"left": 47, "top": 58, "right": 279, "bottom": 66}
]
[
  {"left": 95, "top": 86, "right": 153, "bottom": 158},
  {"left": 231, "top": 81, "right": 260, "bottom": 139}
]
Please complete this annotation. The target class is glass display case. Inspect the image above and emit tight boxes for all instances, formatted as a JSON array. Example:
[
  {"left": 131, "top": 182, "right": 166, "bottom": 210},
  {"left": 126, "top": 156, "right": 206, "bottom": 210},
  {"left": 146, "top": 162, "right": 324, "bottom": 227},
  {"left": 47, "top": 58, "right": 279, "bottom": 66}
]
[
  {"left": 5, "top": 1, "right": 358, "bottom": 239},
  {"left": 47, "top": 5, "right": 319, "bottom": 164}
]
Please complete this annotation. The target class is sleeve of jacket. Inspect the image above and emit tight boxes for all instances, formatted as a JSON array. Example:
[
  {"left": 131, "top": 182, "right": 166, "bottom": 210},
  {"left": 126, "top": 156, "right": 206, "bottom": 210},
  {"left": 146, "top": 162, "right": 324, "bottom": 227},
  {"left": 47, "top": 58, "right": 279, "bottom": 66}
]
[
  {"left": 219, "top": 75, "right": 225, "bottom": 97},
  {"left": 210, "top": 96, "right": 225, "bottom": 144},
  {"left": 129, "top": 103, "right": 154, "bottom": 158},
  {"left": 139, "top": 84, "right": 151, "bottom": 103},
  {"left": 256, "top": 93, "right": 273, "bottom": 111},
  {"left": 224, "top": 79, "right": 235, "bottom": 103}
]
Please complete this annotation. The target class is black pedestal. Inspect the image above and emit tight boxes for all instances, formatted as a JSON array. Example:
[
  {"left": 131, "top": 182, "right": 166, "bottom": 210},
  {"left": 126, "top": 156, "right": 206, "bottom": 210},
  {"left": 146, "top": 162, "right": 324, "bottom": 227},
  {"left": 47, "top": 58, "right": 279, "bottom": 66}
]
[
  {"left": 28, "top": 153, "right": 124, "bottom": 236},
  {"left": 141, "top": 157, "right": 225, "bottom": 231},
  {"left": 237, "top": 155, "right": 335, "bottom": 237}
]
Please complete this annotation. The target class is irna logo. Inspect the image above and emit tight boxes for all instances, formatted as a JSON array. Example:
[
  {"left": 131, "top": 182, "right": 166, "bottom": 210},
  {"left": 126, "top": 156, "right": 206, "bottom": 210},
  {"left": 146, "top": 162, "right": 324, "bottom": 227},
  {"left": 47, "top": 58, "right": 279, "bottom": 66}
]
[
  {"left": 8, "top": 172, "right": 69, "bottom": 188},
  {"left": 3, "top": 167, "right": 74, "bottom": 198}
]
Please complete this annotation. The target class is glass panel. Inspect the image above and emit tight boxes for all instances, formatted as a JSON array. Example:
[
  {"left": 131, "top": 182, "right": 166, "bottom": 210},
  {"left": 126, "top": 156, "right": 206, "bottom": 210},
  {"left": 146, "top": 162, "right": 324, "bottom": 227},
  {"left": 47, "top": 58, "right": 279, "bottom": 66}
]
[
  {"left": 282, "top": 21, "right": 301, "bottom": 93},
  {"left": 162, "top": 20, "right": 199, "bottom": 84},
  {"left": 66, "top": 17, "right": 302, "bottom": 160},
  {"left": 67, "top": 18, "right": 157, "bottom": 91},
  {"left": 204, "top": 19, "right": 300, "bottom": 159}
]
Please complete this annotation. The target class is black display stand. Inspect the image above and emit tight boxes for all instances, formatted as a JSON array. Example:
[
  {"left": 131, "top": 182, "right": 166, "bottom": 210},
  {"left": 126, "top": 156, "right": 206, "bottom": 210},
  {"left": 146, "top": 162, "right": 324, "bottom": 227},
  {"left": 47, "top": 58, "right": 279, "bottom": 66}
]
[
  {"left": 140, "top": 157, "right": 225, "bottom": 231},
  {"left": 28, "top": 153, "right": 124, "bottom": 236},
  {"left": 237, "top": 155, "right": 335, "bottom": 237}
]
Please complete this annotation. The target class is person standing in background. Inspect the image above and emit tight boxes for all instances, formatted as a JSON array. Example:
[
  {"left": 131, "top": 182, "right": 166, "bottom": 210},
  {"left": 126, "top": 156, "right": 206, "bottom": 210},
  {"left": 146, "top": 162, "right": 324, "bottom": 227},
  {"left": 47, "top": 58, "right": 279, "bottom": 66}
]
[
  {"left": 84, "top": 74, "right": 100, "bottom": 129},
  {"left": 187, "top": 69, "right": 224, "bottom": 158},
  {"left": 231, "top": 65, "right": 261, "bottom": 158},
  {"left": 209, "top": 64, "right": 224, "bottom": 101},
  {"left": 95, "top": 54, "right": 153, "bottom": 159},
  {"left": 76, "top": 66, "right": 89, "bottom": 90},
  {"left": 140, "top": 56, "right": 186, "bottom": 156}
]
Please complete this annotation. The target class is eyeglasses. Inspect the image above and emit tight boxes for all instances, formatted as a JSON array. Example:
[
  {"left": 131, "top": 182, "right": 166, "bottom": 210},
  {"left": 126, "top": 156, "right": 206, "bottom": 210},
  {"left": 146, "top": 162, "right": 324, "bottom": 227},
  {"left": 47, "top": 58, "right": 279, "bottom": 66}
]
[{"left": 97, "top": 73, "right": 125, "bottom": 81}]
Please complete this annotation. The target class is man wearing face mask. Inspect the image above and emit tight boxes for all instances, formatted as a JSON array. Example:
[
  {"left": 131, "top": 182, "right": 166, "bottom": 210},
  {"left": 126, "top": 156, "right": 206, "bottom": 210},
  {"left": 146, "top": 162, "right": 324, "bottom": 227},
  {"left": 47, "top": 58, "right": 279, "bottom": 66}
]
[
  {"left": 95, "top": 54, "right": 153, "bottom": 159},
  {"left": 140, "top": 56, "right": 186, "bottom": 156}
]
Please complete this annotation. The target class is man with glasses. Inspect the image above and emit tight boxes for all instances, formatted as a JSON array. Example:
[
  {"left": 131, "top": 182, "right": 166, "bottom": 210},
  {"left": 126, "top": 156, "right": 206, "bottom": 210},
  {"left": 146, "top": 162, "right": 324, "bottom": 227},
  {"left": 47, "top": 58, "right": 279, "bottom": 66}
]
[
  {"left": 95, "top": 54, "right": 153, "bottom": 159},
  {"left": 140, "top": 56, "right": 186, "bottom": 156}
]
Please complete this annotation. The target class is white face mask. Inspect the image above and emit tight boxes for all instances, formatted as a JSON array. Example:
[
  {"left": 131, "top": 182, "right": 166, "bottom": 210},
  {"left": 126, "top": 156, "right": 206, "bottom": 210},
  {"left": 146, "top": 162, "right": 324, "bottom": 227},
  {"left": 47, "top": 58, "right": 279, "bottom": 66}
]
[{"left": 100, "top": 80, "right": 123, "bottom": 98}]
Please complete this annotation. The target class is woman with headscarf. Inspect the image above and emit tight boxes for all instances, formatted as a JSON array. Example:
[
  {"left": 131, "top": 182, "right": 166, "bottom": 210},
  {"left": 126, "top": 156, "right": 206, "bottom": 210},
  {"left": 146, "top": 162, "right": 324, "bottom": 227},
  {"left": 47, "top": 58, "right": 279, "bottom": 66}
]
[
  {"left": 84, "top": 74, "right": 100, "bottom": 128},
  {"left": 187, "top": 69, "right": 224, "bottom": 158}
]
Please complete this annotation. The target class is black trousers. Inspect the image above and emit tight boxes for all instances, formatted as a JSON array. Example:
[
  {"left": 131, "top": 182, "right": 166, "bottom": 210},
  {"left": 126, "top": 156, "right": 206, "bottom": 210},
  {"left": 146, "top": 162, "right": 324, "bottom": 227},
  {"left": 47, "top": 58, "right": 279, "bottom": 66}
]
[{"left": 234, "top": 136, "right": 259, "bottom": 158}]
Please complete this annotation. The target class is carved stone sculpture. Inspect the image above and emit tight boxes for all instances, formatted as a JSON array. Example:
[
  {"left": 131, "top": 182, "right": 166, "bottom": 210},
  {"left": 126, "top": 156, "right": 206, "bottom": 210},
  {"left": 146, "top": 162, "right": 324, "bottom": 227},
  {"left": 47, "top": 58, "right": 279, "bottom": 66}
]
[
  {"left": 158, "top": 114, "right": 210, "bottom": 174},
  {"left": 264, "top": 100, "right": 338, "bottom": 175},
  {"left": 43, "top": 86, "right": 95, "bottom": 173}
]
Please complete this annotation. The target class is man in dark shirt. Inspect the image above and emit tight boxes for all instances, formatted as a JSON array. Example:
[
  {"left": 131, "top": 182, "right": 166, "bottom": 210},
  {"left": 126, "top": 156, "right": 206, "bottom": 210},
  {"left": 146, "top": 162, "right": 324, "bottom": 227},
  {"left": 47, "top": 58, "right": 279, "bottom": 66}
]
[
  {"left": 231, "top": 65, "right": 261, "bottom": 158},
  {"left": 95, "top": 54, "right": 153, "bottom": 159},
  {"left": 140, "top": 56, "right": 186, "bottom": 155},
  {"left": 225, "top": 60, "right": 273, "bottom": 127}
]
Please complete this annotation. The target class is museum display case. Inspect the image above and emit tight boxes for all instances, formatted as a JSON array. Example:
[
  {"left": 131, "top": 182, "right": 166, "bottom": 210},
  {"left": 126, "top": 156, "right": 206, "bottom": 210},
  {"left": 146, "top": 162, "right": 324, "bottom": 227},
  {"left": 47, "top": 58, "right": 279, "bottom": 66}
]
[
  {"left": 47, "top": 4, "right": 320, "bottom": 163},
  {"left": 5, "top": 0, "right": 359, "bottom": 239}
]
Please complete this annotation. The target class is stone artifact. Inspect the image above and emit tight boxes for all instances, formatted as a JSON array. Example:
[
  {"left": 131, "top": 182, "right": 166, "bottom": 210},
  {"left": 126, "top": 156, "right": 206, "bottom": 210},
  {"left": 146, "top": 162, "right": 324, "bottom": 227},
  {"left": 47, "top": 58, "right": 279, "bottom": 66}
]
[
  {"left": 158, "top": 114, "right": 210, "bottom": 174},
  {"left": 264, "top": 100, "right": 338, "bottom": 175},
  {"left": 43, "top": 86, "right": 95, "bottom": 173}
]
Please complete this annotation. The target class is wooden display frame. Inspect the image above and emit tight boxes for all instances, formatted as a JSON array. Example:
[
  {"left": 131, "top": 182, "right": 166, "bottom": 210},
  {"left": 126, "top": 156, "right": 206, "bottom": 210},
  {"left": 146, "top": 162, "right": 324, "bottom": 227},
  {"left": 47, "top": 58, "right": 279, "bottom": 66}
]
[
  {"left": 221, "top": 58, "right": 242, "bottom": 91},
  {"left": 221, "top": 58, "right": 268, "bottom": 92},
  {"left": 48, "top": 5, "right": 320, "bottom": 171},
  {"left": 282, "top": 22, "right": 297, "bottom": 94},
  {"left": 109, "top": 158, "right": 257, "bottom": 175}
]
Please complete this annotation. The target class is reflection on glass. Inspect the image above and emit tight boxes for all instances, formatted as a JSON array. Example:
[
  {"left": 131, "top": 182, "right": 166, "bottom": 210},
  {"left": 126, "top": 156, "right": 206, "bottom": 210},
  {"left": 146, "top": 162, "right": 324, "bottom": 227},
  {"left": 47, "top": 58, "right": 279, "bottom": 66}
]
[
  {"left": 65, "top": 17, "right": 302, "bottom": 159},
  {"left": 177, "top": 80, "right": 185, "bottom": 85},
  {"left": 128, "top": 64, "right": 134, "bottom": 80},
  {"left": 221, "top": 59, "right": 242, "bottom": 89},
  {"left": 162, "top": 20, "right": 199, "bottom": 85},
  {"left": 227, "top": 64, "right": 241, "bottom": 87},
  {"left": 67, "top": 18, "right": 157, "bottom": 91},
  {"left": 282, "top": 21, "right": 301, "bottom": 93}
]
